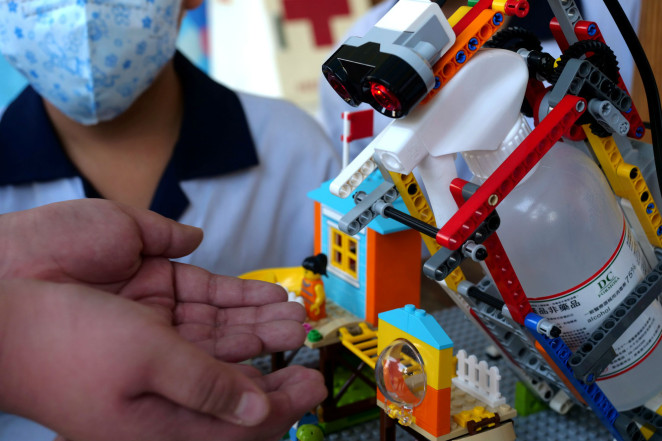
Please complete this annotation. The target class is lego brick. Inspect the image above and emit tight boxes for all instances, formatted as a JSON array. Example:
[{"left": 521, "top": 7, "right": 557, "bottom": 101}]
[
  {"left": 551, "top": 18, "right": 645, "bottom": 139},
  {"left": 378, "top": 316, "right": 454, "bottom": 390},
  {"left": 365, "top": 228, "right": 421, "bottom": 326},
  {"left": 514, "top": 381, "right": 548, "bottom": 417},
  {"left": 550, "top": 59, "right": 631, "bottom": 113},
  {"left": 379, "top": 305, "right": 453, "bottom": 350},
  {"left": 413, "top": 386, "right": 452, "bottom": 437}
]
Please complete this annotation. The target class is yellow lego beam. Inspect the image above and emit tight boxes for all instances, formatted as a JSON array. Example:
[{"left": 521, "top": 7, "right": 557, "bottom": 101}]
[
  {"left": 389, "top": 171, "right": 466, "bottom": 291},
  {"left": 583, "top": 126, "right": 662, "bottom": 247}
]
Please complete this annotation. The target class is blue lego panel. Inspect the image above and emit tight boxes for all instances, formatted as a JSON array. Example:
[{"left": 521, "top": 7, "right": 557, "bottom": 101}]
[
  {"left": 379, "top": 305, "right": 453, "bottom": 350},
  {"left": 320, "top": 212, "right": 368, "bottom": 319},
  {"left": 307, "top": 174, "right": 412, "bottom": 235}
]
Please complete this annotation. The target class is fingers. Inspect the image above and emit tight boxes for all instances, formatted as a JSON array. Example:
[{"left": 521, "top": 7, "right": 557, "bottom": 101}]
[
  {"left": 147, "top": 335, "right": 270, "bottom": 426},
  {"left": 174, "top": 301, "right": 306, "bottom": 361},
  {"left": 172, "top": 263, "right": 289, "bottom": 307},
  {"left": 177, "top": 321, "right": 306, "bottom": 361},
  {"left": 174, "top": 300, "right": 306, "bottom": 327},
  {"left": 249, "top": 366, "right": 328, "bottom": 440},
  {"left": 116, "top": 203, "right": 203, "bottom": 258}
]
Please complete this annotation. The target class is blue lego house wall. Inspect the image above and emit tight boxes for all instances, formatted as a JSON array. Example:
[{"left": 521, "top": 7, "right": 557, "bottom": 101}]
[
  {"left": 308, "top": 174, "right": 413, "bottom": 320},
  {"left": 319, "top": 211, "right": 368, "bottom": 319}
]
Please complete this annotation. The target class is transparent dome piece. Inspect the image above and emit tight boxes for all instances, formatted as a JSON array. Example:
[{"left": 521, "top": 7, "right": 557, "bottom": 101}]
[{"left": 376, "top": 339, "right": 427, "bottom": 410}]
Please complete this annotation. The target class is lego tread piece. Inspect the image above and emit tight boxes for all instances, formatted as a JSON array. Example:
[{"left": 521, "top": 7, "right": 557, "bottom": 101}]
[
  {"left": 583, "top": 126, "right": 662, "bottom": 247},
  {"left": 420, "top": 8, "right": 503, "bottom": 105},
  {"left": 568, "top": 261, "right": 662, "bottom": 384},
  {"left": 436, "top": 94, "right": 586, "bottom": 251}
]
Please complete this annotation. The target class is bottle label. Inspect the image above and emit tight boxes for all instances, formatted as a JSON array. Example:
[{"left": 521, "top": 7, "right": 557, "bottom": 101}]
[{"left": 529, "top": 221, "right": 662, "bottom": 379}]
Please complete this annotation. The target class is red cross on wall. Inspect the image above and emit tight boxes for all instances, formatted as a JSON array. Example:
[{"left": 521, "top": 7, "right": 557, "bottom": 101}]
[{"left": 282, "top": 0, "right": 351, "bottom": 47}]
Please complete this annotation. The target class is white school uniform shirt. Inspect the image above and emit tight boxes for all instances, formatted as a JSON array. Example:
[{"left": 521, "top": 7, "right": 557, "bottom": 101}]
[{"left": 0, "top": 51, "right": 341, "bottom": 278}]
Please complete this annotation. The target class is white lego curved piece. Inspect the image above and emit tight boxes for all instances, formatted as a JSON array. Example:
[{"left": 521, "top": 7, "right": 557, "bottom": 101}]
[
  {"left": 372, "top": 49, "right": 529, "bottom": 169},
  {"left": 329, "top": 144, "right": 377, "bottom": 198}
]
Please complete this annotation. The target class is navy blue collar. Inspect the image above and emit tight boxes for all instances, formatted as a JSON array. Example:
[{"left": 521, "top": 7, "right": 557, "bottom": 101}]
[{"left": 0, "top": 51, "right": 259, "bottom": 220}]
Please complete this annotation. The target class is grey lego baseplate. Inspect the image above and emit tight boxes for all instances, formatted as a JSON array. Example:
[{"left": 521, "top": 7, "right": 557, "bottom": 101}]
[{"left": 255, "top": 306, "right": 615, "bottom": 441}]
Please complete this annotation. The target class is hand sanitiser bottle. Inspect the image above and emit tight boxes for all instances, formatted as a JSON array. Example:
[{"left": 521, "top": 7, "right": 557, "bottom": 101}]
[
  {"left": 358, "top": 48, "right": 662, "bottom": 411},
  {"left": 464, "top": 117, "right": 662, "bottom": 411}
]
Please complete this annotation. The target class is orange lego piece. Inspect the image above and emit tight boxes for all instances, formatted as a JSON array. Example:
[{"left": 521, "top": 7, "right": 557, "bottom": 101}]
[
  {"left": 421, "top": 9, "right": 503, "bottom": 106},
  {"left": 412, "top": 386, "right": 452, "bottom": 437},
  {"left": 365, "top": 228, "right": 421, "bottom": 326}
]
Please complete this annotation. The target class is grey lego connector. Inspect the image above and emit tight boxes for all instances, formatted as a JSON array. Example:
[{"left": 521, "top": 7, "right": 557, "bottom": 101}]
[
  {"left": 546, "top": 0, "right": 583, "bottom": 46},
  {"left": 423, "top": 210, "right": 500, "bottom": 281},
  {"left": 624, "top": 406, "right": 662, "bottom": 439},
  {"left": 588, "top": 99, "right": 630, "bottom": 136},
  {"left": 536, "top": 318, "right": 562, "bottom": 339},
  {"left": 461, "top": 240, "right": 488, "bottom": 262},
  {"left": 338, "top": 182, "right": 398, "bottom": 236},
  {"left": 457, "top": 279, "right": 579, "bottom": 406},
  {"left": 614, "top": 414, "right": 648, "bottom": 441},
  {"left": 568, "top": 261, "right": 662, "bottom": 384},
  {"left": 549, "top": 59, "right": 632, "bottom": 112}
]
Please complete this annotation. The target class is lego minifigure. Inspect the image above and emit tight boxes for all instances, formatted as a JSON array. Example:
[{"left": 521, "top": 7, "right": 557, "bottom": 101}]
[{"left": 299, "top": 254, "right": 328, "bottom": 321}]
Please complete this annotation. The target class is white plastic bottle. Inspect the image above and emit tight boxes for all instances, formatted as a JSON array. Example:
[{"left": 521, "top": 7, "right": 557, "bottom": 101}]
[{"left": 464, "top": 117, "right": 662, "bottom": 411}]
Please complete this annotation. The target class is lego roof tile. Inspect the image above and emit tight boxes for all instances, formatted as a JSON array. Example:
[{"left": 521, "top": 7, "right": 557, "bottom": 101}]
[
  {"left": 379, "top": 305, "right": 453, "bottom": 349},
  {"left": 307, "top": 175, "right": 413, "bottom": 235}
]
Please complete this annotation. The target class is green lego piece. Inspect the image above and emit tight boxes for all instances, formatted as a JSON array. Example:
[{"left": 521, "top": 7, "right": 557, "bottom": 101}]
[
  {"left": 308, "top": 329, "right": 322, "bottom": 342},
  {"left": 296, "top": 424, "right": 325, "bottom": 441},
  {"left": 514, "top": 381, "right": 549, "bottom": 417}
]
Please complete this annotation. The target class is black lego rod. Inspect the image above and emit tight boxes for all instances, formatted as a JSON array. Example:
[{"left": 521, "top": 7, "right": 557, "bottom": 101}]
[{"left": 382, "top": 205, "right": 439, "bottom": 238}]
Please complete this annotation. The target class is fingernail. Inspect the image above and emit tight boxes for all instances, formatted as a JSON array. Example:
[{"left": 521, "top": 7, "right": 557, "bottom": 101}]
[{"left": 234, "top": 391, "right": 269, "bottom": 426}]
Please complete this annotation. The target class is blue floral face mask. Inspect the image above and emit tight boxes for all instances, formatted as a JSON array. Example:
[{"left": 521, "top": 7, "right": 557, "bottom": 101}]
[{"left": 0, "top": 0, "right": 181, "bottom": 125}]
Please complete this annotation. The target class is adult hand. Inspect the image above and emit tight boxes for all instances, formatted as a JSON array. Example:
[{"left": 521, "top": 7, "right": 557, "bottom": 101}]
[
  {"left": 0, "top": 279, "right": 327, "bottom": 441},
  {"left": 0, "top": 199, "right": 311, "bottom": 360},
  {"left": 0, "top": 198, "right": 203, "bottom": 291}
]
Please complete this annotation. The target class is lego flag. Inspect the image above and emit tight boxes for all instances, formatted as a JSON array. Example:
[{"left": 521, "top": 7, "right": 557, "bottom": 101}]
[{"left": 341, "top": 109, "right": 374, "bottom": 142}]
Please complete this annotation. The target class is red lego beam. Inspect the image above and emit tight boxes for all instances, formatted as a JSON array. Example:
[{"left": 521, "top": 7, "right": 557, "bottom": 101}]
[{"left": 436, "top": 94, "right": 586, "bottom": 250}]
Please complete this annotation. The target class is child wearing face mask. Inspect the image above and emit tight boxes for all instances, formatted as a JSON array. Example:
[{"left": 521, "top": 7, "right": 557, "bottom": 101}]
[
  {"left": 0, "top": 1, "right": 338, "bottom": 439},
  {"left": 0, "top": 0, "right": 340, "bottom": 278}
]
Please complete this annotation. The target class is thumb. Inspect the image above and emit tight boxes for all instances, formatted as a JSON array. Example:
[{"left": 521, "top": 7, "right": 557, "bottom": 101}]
[
  {"left": 148, "top": 336, "right": 270, "bottom": 426},
  {"left": 118, "top": 204, "right": 204, "bottom": 258}
]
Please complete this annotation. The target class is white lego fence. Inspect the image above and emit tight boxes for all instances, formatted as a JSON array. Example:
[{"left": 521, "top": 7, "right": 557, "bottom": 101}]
[{"left": 452, "top": 349, "right": 505, "bottom": 408}]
